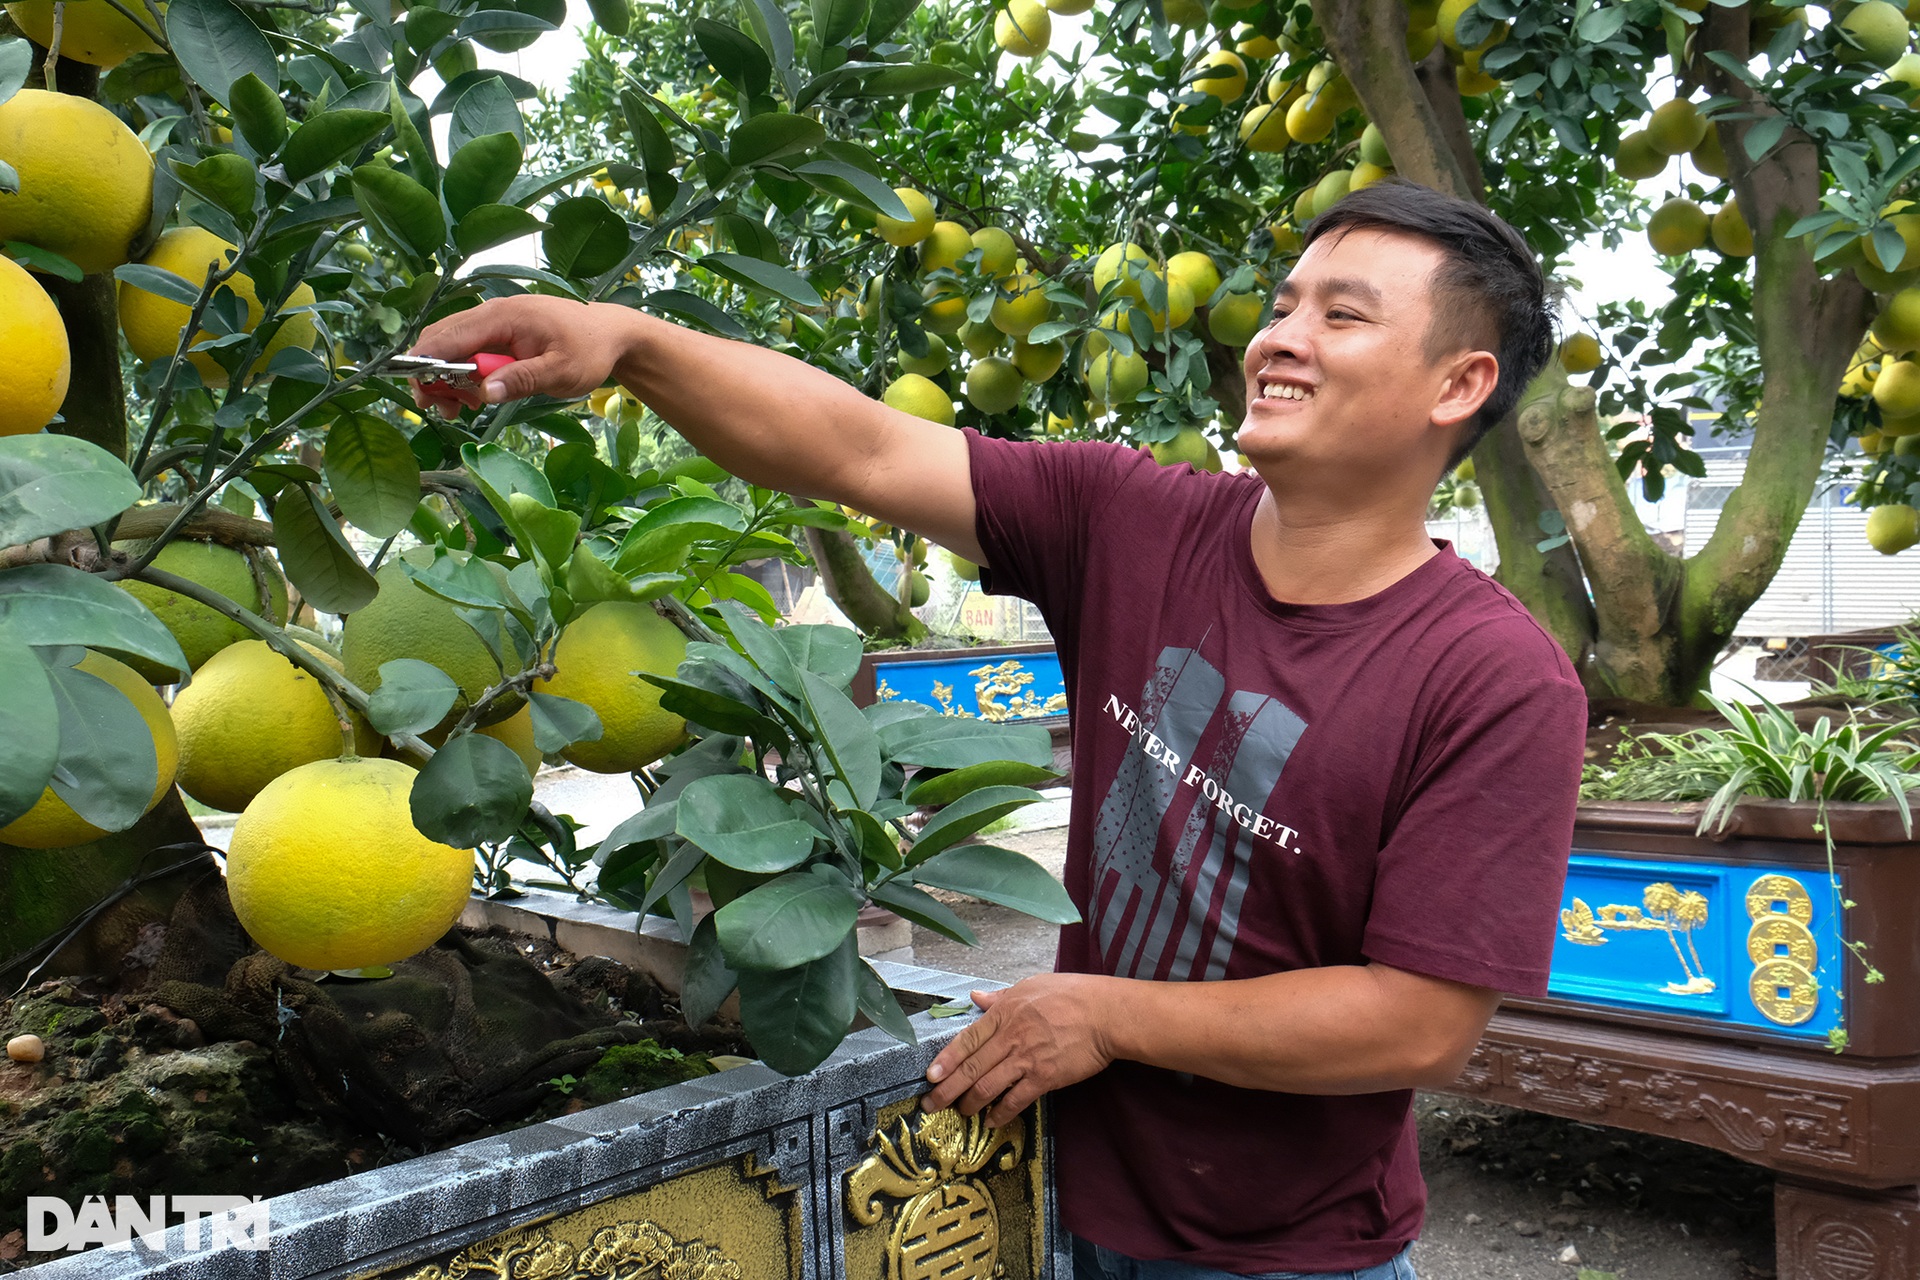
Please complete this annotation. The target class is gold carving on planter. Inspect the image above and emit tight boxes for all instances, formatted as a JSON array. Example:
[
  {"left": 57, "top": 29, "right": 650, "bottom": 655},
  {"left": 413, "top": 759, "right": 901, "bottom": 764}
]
[
  {"left": 1557, "top": 882, "right": 1714, "bottom": 994},
  {"left": 847, "top": 1107, "right": 1026, "bottom": 1280},
  {"left": 875, "top": 680, "right": 899, "bottom": 702},
  {"left": 1748, "top": 916, "right": 1818, "bottom": 969},
  {"left": 1744, "top": 874, "right": 1822, "bottom": 1026},
  {"left": 1751, "top": 959, "right": 1820, "bottom": 1026},
  {"left": 1746, "top": 873, "right": 1813, "bottom": 925},
  {"left": 380, "top": 1156, "right": 799, "bottom": 1280},
  {"left": 927, "top": 662, "right": 1066, "bottom": 721}
]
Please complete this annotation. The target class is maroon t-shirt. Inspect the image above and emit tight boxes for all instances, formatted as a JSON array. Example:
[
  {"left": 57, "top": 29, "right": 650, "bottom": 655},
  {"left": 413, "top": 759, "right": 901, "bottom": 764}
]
[{"left": 965, "top": 431, "right": 1588, "bottom": 1273}]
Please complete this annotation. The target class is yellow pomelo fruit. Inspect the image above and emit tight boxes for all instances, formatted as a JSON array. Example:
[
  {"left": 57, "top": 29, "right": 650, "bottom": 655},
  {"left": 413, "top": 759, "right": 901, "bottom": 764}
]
[
  {"left": 1647, "top": 199, "right": 1709, "bottom": 256},
  {"left": 1875, "top": 358, "right": 1920, "bottom": 416},
  {"left": 4, "top": 0, "right": 164, "bottom": 65},
  {"left": 1711, "top": 202, "right": 1754, "bottom": 257},
  {"left": 1208, "top": 290, "right": 1266, "bottom": 347},
  {"left": 1269, "top": 220, "right": 1303, "bottom": 256},
  {"left": 1086, "top": 349, "right": 1149, "bottom": 406},
  {"left": 1150, "top": 426, "right": 1218, "bottom": 470},
  {"left": 477, "top": 705, "right": 543, "bottom": 779},
  {"left": 874, "top": 188, "right": 936, "bottom": 247},
  {"left": 0, "top": 90, "right": 152, "bottom": 277},
  {"left": 1012, "top": 336, "right": 1066, "bottom": 382},
  {"left": 1439, "top": 0, "right": 1503, "bottom": 50},
  {"left": 1613, "top": 130, "right": 1667, "bottom": 181},
  {"left": 1163, "top": 0, "right": 1205, "bottom": 25},
  {"left": 1195, "top": 49, "right": 1248, "bottom": 102},
  {"left": 1238, "top": 103, "right": 1291, "bottom": 151},
  {"left": 1455, "top": 59, "right": 1499, "bottom": 96},
  {"left": 920, "top": 281, "right": 968, "bottom": 333},
  {"left": 1170, "top": 102, "right": 1210, "bottom": 137},
  {"left": 1358, "top": 122, "right": 1392, "bottom": 168},
  {"left": 1148, "top": 276, "right": 1196, "bottom": 332},
  {"left": 919, "top": 220, "right": 975, "bottom": 274},
  {"left": 990, "top": 273, "right": 1051, "bottom": 337},
  {"left": 1167, "top": 251, "right": 1222, "bottom": 305},
  {"left": 1859, "top": 431, "right": 1886, "bottom": 456},
  {"left": 971, "top": 227, "right": 1019, "bottom": 279},
  {"left": 588, "top": 386, "right": 621, "bottom": 417},
  {"left": 1864, "top": 213, "right": 1920, "bottom": 272},
  {"left": 1266, "top": 70, "right": 1304, "bottom": 105},
  {"left": 898, "top": 333, "right": 952, "bottom": 377},
  {"left": 341, "top": 548, "right": 519, "bottom": 730},
  {"left": 1691, "top": 127, "right": 1729, "bottom": 179},
  {"left": 1873, "top": 288, "right": 1920, "bottom": 352},
  {"left": 1881, "top": 411, "right": 1920, "bottom": 437},
  {"left": 1560, "top": 332, "right": 1603, "bottom": 374},
  {"left": 116, "top": 540, "right": 289, "bottom": 681},
  {"left": 1236, "top": 30, "right": 1279, "bottom": 59},
  {"left": 120, "top": 228, "right": 318, "bottom": 385},
  {"left": 1312, "top": 169, "right": 1354, "bottom": 217},
  {"left": 0, "top": 254, "right": 70, "bottom": 436},
  {"left": 1867, "top": 503, "right": 1920, "bottom": 554},
  {"left": 173, "top": 639, "right": 379, "bottom": 814},
  {"left": 1351, "top": 160, "right": 1393, "bottom": 190},
  {"left": 959, "top": 320, "right": 1002, "bottom": 359},
  {"left": 1046, "top": 0, "right": 1093, "bottom": 13},
  {"left": 226, "top": 757, "right": 473, "bottom": 971},
  {"left": 883, "top": 372, "right": 956, "bottom": 425},
  {"left": 1646, "top": 99, "right": 1709, "bottom": 155},
  {"left": 945, "top": 548, "right": 981, "bottom": 581},
  {"left": 1407, "top": 23, "right": 1439, "bottom": 59},
  {"left": 965, "top": 356, "right": 1025, "bottom": 415},
  {"left": 1286, "top": 92, "right": 1337, "bottom": 144},
  {"left": 1840, "top": 0, "right": 1911, "bottom": 66},
  {"left": 995, "top": 0, "right": 1051, "bottom": 57},
  {"left": 537, "top": 602, "right": 689, "bottom": 774},
  {"left": 1454, "top": 457, "right": 1476, "bottom": 482},
  {"left": 0, "top": 652, "right": 177, "bottom": 849},
  {"left": 1094, "top": 242, "right": 1156, "bottom": 298}
]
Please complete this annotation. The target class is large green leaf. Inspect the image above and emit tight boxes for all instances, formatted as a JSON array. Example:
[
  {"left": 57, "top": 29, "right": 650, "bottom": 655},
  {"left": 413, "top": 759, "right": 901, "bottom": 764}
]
[
  {"left": 640, "top": 289, "right": 749, "bottom": 340},
  {"left": 715, "top": 866, "right": 860, "bottom": 971},
  {"left": 693, "top": 18, "right": 771, "bottom": 97},
  {"left": 0, "top": 638, "right": 58, "bottom": 826},
  {"left": 675, "top": 773, "right": 816, "bottom": 872},
  {"left": 112, "top": 262, "right": 202, "bottom": 307},
  {"left": 542, "top": 196, "right": 631, "bottom": 277},
  {"left": 0, "top": 565, "right": 187, "bottom": 677},
  {"left": 728, "top": 112, "right": 825, "bottom": 167},
  {"left": 460, "top": 440, "right": 556, "bottom": 508},
  {"left": 526, "top": 690, "right": 602, "bottom": 752},
  {"left": 0, "top": 38, "right": 32, "bottom": 111},
  {"left": 797, "top": 668, "right": 881, "bottom": 810},
  {"left": 366, "top": 658, "right": 461, "bottom": 736},
  {"left": 700, "top": 252, "right": 823, "bottom": 307},
  {"left": 641, "top": 669, "right": 789, "bottom": 745},
  {"left": 584, "top": 0, "right": 630, "bottom": 37},
  {"left": 171, "top": 154, "right": 257, "bottom": 222},
  {"left": 856, "top": 960, "right": 916, "bottom": 1045},
  {"left": 352, "top": 164, "right": 448, "bottom": 261},
  {"left": 774, "top": 624, "right": 861, "bottom": 689},
  {"left": 270, "top": 483, "right": 379, "bottom": 615},
  {"left": 905, "top": 759, "right": 1059, "bottom": 806},
  {"left": 858, "top": 63, "right": 968, "bottom": 95},
  {"left": 165, "top": 0, "right": 276, "bottom": 107},
  {"left": 613, "top": 495, "right": 748, "bottom": 573},
  {"left": 455, "top": 203, "right": 544, "bottom": 256},
  {"left": 868, "top": 879, "right": 976, "bottom": 946},
  {"left": 877, "top": 716, "right": 1053, "bottom": 769},
  {"left": 282, "top": 109, "right": 392, "bottom": 184},
  {"left": 680, "top": 913, "right": 737, "bottom": 1026},
  {"left": 44, "top": 657, "right": 158, "bottom": 833},
  {"left": 389, "top": 82, "right": 441, "bottom": 196},
  {"left": 324, "top": 414, "right": 421, "bottom": 538},
  {"left": 913, "top": 844, "right": 1080, "bottom": 924},
  {"left": 906, "top": 784, "right": 1044, "bottom": 865},
  {"left": 619, "top": 90, "right": 678, "bottom": 174},
  {"left": 0, "top": 434, "right": 140, "bottom": 548},
  {"left": 736, "top": 931, "right": 858, "bottom": 1075},
  {"left": 448, "top": 76, "right": 527, "bottom": 154},
  {"left": 812, "top": 0, "right": 869, "bottom": 48},
  {"left": 228, "top": 72, "right": 287, "bottom": 153},
  {"left": 792, "top": 159, "right": 911, "bottom": 219},
  {"left": 443, "top": 131, "right": 523, "bottom": 221},
  {"left": 410, "top": 732, "right": 532, "bottom": 846}
]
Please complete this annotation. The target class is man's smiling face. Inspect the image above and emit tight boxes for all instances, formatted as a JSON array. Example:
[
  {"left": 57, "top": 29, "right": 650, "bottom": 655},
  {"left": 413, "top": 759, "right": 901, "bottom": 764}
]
[{"left": 1240, "top": 227, "right": 1493, "bottom": 476}]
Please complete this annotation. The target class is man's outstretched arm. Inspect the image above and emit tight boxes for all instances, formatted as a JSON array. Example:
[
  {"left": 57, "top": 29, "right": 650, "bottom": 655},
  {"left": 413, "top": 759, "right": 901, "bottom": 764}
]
[{"left": 410, "top": 295, "right": 985, "bottom": 563}]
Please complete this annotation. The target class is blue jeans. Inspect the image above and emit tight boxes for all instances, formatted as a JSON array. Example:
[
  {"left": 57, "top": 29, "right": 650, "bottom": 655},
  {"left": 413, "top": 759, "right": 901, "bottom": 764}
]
[{"left": 1070, "top": 1234, "right": 1417, "bottom": 1280}]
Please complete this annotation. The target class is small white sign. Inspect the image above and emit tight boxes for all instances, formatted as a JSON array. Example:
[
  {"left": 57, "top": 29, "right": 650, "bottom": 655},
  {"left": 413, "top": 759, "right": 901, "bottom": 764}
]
[{"left": 27, "top": 1195, "right": 269, "bottom": 1253}]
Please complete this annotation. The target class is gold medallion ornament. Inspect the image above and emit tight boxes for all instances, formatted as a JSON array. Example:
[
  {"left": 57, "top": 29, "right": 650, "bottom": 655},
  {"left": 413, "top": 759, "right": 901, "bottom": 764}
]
[
  {"left": 1744, "top": 873, "right": 1813, "bottom": 925},
  {"left": 1750, "top": 958, "right": 1820, "bottom": 1026},
  {"left": 1746, "top": 915, "right": 1818, "bottom": 970},
  {"left": 847, "top": 1109, "right": 1024, "bottom": 1280}
]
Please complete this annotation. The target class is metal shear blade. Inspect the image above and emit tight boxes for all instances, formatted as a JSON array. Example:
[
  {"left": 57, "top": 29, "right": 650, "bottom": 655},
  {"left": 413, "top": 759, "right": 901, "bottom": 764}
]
[{"left": 373, "top": 354, "right": 482, "bottom": 390}]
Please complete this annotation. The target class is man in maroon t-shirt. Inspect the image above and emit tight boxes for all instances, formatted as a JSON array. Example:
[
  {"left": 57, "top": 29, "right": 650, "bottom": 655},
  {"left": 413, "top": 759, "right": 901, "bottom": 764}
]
[{"left": 414, "top": 181, "right": 1588, "bottom": 1279}]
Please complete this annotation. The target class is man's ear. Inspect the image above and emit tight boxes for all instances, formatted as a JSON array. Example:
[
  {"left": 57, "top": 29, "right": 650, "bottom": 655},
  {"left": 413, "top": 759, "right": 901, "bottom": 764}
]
[{"left": 1431, "top": 350, "right": 1500, "bottom": 430}]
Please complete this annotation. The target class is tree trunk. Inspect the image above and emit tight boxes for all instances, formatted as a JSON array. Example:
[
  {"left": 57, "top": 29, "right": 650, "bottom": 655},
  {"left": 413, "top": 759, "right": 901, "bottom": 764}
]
[
  {"left": 47, "top": 273, "right": 129, "bottom": 462},
  {"left": 805, "top": 526, "right": 927, "bottom": 641}
]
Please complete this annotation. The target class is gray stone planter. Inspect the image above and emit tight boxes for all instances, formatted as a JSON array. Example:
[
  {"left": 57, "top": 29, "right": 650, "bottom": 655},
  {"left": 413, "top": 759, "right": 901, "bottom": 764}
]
[{"left": 20, "top": 893, "right": 1064, "bottom": 1280}]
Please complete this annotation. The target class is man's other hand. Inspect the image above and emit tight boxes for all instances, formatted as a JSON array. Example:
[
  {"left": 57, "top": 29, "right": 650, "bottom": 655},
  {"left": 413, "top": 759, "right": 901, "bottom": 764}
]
[
  {"left": 922, "top": 973, "right": 1116, "bottom": 1128},
  {"left": 409, "top": 295, "right": 631, "bottom": 414}
]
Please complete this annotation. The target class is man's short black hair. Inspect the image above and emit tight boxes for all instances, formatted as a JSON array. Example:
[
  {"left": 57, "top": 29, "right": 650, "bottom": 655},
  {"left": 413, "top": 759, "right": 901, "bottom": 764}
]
[{"left": 1298, "top": 179, "right": 1555, "bottom": 467}]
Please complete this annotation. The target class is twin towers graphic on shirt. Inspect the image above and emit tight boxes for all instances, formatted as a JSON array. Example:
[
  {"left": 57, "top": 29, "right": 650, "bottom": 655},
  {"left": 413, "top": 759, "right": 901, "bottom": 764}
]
[{"left": 1090, "top": 645, "right": 1309, "bottom": 984}]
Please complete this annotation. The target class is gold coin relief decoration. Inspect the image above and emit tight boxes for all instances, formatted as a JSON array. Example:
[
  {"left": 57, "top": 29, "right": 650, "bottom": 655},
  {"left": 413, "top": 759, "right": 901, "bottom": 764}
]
[
  {"left": 847, "top": 1108, "right": 1025, "bottom": 1280},
  {"left": 1745, "top": 873, "right": 1821, "bottom": 1027},
  {"left": 1744, "top": 873, "right": 1813, "bottom": 926},
  {"left": 1749, "top": 958, "right": 1820, "bottom": 1026}
]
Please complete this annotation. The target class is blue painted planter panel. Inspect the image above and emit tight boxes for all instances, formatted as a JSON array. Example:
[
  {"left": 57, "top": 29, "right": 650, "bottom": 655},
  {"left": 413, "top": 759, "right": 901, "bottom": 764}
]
[
  {"left": 873, "top": 651, "right": 1068, "bottom": 722},
  {"left": 1548, "top": 851, "right": 1844, "bottom": 1043}
]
